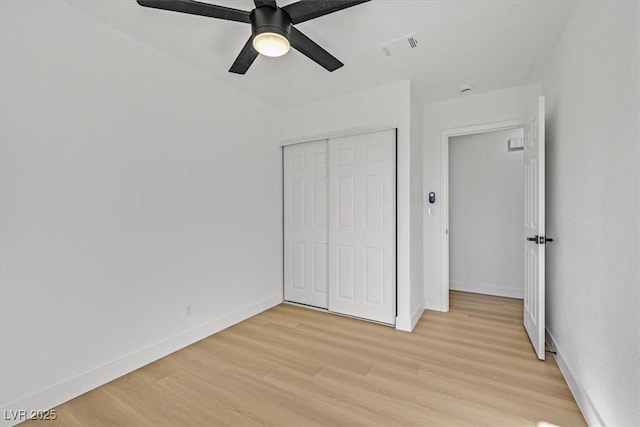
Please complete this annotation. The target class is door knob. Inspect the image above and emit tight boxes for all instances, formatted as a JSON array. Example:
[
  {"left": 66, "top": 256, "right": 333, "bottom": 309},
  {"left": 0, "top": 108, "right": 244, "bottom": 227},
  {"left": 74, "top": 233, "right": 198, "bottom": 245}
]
[{"left": 527, "top": 235, "right": 554, "bottom": 244}]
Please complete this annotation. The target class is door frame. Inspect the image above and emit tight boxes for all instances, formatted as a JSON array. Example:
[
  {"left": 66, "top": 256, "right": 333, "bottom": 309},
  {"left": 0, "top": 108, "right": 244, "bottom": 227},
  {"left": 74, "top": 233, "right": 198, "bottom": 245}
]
[
  {"left": 280, "top": 125, "right": 397, "bottom": 148},
  {"left": 439, "top": 119, "right": 524, "bottom": 311}
]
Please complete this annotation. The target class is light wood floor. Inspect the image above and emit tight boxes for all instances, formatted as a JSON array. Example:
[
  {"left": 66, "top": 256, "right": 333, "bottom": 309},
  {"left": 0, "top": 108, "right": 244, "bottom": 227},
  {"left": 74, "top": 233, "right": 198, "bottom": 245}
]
[{"left": 23, "top": 291, "right": 586, "bottom": 426}]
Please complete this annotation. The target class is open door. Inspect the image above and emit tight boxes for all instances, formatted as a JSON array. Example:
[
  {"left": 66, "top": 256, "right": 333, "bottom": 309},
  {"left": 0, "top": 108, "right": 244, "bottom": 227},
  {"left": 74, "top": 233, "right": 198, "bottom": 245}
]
[{"left": 524, "top": 96, "right": 546, "bottom": 360}]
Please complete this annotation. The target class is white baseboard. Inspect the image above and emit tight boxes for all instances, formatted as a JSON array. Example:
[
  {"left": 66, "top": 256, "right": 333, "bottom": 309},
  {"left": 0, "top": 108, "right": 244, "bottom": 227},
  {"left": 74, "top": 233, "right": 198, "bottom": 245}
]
[
  {"left": 546, "top": 329, "right": 605, "bottom": 427},
  {"left": 424, "top": 298, "right": 447, "bottom": 312},
  {"left": 0, "top": 294, "right": 282, "bottom": 427},
  {"left": 410, "top": 306, "right": 425, "bottom": 330},
  {"left": 396, "top": 305, "right": 424, "bottom": 332},
  {"left": 449, "top": 280, "right": 523, "bottom": 299}
]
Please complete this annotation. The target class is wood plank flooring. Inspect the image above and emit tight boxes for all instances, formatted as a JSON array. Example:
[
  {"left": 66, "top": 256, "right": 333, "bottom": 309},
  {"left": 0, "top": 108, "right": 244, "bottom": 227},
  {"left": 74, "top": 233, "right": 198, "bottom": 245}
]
[{"left": 22, "top": 291, "right": 586, "bottom": 426}]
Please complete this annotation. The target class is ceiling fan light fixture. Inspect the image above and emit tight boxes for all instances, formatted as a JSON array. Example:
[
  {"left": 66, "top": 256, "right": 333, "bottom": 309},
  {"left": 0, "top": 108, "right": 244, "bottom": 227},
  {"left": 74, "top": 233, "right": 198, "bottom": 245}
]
[
  {"left": 136, "top": 0, "right": 371, "bottom": 74},
  {"left": 252, "top": 31, "right": 290, "bottom": 57}
]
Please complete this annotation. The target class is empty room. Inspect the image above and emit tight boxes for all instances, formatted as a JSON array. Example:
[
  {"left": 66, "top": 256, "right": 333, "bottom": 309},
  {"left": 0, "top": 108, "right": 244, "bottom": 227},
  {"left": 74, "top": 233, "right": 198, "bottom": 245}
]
[{"left": 1, "top": 1, "right": 638, "bottom": 426}]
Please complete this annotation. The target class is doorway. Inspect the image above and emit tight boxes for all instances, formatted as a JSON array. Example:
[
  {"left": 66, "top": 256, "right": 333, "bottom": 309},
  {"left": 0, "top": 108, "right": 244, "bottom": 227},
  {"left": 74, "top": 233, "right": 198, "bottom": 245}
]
[
  {"left": 439, "top": 98, "right": 546, "bottom": 359},
  {"left": 439, "top": 119, "right": 524, "bottom": 312},
  {"left": 448, "top": 127, "right": 525, "bottom": 299}
]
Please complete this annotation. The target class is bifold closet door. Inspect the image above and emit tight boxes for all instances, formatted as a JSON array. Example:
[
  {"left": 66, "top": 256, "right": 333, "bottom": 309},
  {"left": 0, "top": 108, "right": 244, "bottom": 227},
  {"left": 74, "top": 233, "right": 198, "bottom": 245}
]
[
  {"left": 328, "top": 130, "right": 396, "bottom": 325},
  {"left": 283, "top": 140, "right": 329, "bottom": 309}
]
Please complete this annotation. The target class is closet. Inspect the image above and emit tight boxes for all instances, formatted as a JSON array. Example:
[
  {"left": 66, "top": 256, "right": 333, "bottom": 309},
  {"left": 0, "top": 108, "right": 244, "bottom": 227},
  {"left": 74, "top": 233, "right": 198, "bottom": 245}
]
[{"left": 283, "top": 129, "right": 396, "bottom": 325}]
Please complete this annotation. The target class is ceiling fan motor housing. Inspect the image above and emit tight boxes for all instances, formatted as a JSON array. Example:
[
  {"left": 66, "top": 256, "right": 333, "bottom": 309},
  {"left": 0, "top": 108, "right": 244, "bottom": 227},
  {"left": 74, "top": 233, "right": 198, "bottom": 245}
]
[{"left": 250, "top": 6, "right": 291, "bottom": 40}]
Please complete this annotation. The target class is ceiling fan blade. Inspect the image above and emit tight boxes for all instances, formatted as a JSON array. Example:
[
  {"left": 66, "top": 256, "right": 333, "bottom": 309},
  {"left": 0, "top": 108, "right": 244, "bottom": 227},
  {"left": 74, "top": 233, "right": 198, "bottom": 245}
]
[
  {"left": 254, "top": 0, "right": 277, "bottom": 7},
  {"left": 229, "top": 37, "right": 259, "bottom": 74},
  {"left": 137, "top": 0, "right": 250, "bottom": 24},
  {"left": 283, "top": 0, "right": 370, "bottom": 25},
  {"left": 289, "top": 27, "right": 343, "bottom": 72}
]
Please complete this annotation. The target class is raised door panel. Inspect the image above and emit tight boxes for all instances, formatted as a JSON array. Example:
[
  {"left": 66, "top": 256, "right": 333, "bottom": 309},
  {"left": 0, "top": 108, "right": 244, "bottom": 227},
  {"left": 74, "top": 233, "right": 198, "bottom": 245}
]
[{"left": 336, "top": 245, "right": 356, "bottom": 301}]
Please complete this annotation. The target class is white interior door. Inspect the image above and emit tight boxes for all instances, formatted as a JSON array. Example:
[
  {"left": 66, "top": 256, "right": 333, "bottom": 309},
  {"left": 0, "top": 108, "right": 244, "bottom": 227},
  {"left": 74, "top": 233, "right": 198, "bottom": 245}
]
[
  {"left": 328, "top": 130, "right": 396, "bottom": 324},
  {"left": 524, "top": 96, "right": 546, "bottom": 360},
  {"left": 283, "top": 140, "right": 329, "bottom": 309}
]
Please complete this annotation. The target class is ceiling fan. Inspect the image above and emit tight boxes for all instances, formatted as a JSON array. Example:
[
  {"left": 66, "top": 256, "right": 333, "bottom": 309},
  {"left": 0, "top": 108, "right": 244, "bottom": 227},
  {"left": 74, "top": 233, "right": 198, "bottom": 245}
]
[{"left": 136, "top": 0, "right": 370, "bottom": 74}]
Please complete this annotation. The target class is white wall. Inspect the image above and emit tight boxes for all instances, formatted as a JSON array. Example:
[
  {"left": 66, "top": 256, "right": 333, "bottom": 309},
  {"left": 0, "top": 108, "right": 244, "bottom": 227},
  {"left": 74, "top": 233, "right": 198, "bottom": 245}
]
[
  {"left": 542, "top": 1, "right": 639, "bottom": 425},
  {"left": 449, "top": 128, "right": 524, "bottom": 298},
  {"left": 0, "top": 1, "right": 282, "bottom": 424},
  {"left": 280, "top": 80, "right": 423, "bottom": 331},
  {"left": 423, "top": 84, "right": 540, "bottom": 311}
]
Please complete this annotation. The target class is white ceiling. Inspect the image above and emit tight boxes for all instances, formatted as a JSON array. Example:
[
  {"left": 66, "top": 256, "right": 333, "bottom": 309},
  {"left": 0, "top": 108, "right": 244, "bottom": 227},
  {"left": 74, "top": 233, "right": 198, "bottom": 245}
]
[{"left": 65, "top": 0, "right": 575, "bottom": 109}]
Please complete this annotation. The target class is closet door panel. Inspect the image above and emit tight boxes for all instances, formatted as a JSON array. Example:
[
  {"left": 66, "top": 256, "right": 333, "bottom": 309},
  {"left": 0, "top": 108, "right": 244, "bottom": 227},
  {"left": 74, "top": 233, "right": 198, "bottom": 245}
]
[
  {"left": 284, "top": 140, "right": 329, "bottom": 309},
  {"left": 328, "top": 130, "right": 396, "bottom": 324}
]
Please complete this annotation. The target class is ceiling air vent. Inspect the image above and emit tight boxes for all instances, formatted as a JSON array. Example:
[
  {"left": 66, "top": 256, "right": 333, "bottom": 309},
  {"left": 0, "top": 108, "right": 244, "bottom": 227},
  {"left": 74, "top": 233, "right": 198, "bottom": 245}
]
[{"left": 379, "top": 33, "right": 420, "bottom": 56}]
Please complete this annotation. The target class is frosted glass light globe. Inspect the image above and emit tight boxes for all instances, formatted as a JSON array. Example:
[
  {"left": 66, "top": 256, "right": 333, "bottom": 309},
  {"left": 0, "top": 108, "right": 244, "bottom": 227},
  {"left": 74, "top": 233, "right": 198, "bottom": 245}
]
[{"left": 252, "top": 32, "right": 290, "bottom": 57}]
